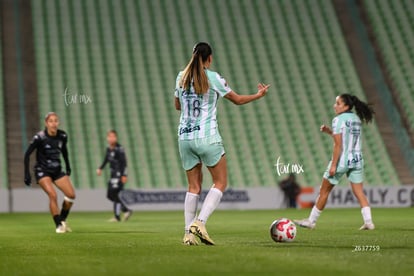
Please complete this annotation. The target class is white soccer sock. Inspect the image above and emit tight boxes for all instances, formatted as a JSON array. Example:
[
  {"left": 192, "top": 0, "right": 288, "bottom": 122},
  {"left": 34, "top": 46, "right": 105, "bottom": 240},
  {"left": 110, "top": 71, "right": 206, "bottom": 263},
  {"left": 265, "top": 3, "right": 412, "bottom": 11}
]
[
  {"left": 309, "top": 206, "right": 322, "bottom": 223},
  {"left": 184, "top": 192, "right": 199, "bottom": 232},
  {"left": 361, "top": 206, "right": 373, "bottom": 224},
  {"left": 197, "top": 187, "right": 223, "bottom": 224}
]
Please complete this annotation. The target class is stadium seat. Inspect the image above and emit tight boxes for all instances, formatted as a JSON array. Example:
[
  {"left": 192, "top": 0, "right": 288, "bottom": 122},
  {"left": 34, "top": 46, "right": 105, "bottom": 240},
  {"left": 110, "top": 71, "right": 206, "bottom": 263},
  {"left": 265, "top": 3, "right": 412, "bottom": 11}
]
[
  {"left": 0, "top": 23, "right": 7, "bottom": 189},
  {"left": 30, "top": 0, "right": 400, "bottom": 189},
  {"left": 364, "top": 0, "right": 414, "bottom": 132}
]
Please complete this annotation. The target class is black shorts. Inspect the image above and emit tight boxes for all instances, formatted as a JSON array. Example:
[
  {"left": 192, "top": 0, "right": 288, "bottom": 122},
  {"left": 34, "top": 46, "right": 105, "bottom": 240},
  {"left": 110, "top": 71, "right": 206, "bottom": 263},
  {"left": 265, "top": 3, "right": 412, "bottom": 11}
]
[
  {"left": 107, "top": 178, "right": 124, "bottom": 202},
  {"left": 35, "top": 167, "right": 66, "bottom": 182}
]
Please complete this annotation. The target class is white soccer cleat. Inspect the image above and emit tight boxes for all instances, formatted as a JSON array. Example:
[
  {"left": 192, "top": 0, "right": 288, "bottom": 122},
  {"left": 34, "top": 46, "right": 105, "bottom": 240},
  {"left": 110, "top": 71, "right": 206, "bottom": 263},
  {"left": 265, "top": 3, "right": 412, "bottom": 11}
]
[
  {"left": 61, "top": 221, "right": 72, "bottom": 232},
  {"left": 56, "top": 224, "right": 66, "bottom": 234},
  {"left": 108, "top": 217, "right": 120, "bottom": 222},
  {"left": 294, "top": 219, "right": 316, "bottom": 230},
  {"left": 182, "top": 233, "right": 199, "bottom": 246},
  {"left": 359, "top": 223, "right": 375, "bottom": 230},
  {"left": 123, "top": 211, "right": 133, "bottom": 222},
  {"left": 190, "top": 220, "right": 215, "bottom": 245}
]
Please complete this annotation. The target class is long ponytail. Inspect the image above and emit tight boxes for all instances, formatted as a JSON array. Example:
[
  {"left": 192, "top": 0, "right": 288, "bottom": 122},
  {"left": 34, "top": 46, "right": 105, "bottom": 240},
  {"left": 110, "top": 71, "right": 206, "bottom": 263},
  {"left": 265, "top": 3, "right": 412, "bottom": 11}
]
[
  {"left": 180, "top": 42, "right": 212, "bottom": 95},
  {"left": 340, "top": 94, "right": 375, "bottom": 124}
]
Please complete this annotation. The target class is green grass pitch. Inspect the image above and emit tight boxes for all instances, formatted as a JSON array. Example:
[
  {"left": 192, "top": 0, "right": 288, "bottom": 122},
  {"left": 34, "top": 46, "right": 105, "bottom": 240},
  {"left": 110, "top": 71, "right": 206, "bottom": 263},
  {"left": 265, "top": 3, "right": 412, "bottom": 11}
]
[{"left": 0, "top": 208, "right": 413, "bottom": 275}]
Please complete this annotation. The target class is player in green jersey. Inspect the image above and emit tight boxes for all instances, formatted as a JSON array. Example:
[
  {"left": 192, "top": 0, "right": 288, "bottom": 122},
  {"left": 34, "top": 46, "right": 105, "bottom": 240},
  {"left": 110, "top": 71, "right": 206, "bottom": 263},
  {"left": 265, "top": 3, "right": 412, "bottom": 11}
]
[
  {"left": 295, "top": 94, "right": 376, "bottom": 230},
  {"left": 175, "top": 42, "right": 270, "bottom": 245}
]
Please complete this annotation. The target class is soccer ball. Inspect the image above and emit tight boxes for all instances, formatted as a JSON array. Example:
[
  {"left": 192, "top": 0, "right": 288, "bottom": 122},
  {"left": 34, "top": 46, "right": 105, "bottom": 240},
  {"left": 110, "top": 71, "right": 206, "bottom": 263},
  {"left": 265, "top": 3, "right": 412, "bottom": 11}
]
[{"left": 269, "top": 218, "right": 296, "bottom": 242}]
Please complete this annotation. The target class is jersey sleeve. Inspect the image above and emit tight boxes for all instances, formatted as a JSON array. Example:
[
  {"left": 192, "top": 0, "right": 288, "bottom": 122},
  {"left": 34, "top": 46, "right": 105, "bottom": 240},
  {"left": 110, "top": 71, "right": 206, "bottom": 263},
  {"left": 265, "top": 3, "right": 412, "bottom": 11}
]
[
  {"left": 118, "top": 147, "right": 128, "bottom": 177},
  {"left": 209, "top": 72, "right": 232, "bottom": 97},
  {"left": 174, "top": 72, "right": 183, "bottom": 98},
  {"left": 60, "top": 131, "right": 71, "bottom": 170},
  {"left": 99, "top": 149, "right": 109, "bottom": 170},
  {"left": 24, "top": 134, "right": 41, "bottom": 176},
  {"left": 331, "top": 116, "right": 343, "bottom": 135}
]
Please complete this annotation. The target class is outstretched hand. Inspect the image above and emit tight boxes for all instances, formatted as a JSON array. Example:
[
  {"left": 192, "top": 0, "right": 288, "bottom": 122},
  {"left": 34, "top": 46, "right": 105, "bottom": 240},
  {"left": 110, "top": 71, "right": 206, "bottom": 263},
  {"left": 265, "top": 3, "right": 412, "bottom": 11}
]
[
  {"left": 320, "top": 124, "right": 332, "bottom": 135},
  {"left": 257, "top": 83, "right": 270, "bottom": 98}
]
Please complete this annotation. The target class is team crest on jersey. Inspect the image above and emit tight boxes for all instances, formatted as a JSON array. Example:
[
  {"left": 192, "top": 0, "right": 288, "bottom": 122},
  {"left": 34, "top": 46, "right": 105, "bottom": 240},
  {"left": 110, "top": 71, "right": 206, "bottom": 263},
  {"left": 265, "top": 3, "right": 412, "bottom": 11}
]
[
  {"left": 38, "top": 172, "right": 44, "bottom": 177},
  {"left": 45, "top": 144, "right": 52, "bottom": 149},
  {"left": 58, "top": 141, "right": 63, "bottom": 149}
]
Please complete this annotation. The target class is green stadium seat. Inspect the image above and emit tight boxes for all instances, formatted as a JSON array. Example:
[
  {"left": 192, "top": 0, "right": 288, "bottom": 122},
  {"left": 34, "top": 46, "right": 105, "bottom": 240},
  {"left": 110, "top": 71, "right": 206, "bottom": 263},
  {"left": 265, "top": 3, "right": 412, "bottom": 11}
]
[
  {"left": 0, "top": 22, "right": 7, "bottom": 189},
  {"left": 365, "top": 0, "right": 414, "bottom": 133},
  {"left": 30, "top": 0, "right": 401, "bottom": 189}
]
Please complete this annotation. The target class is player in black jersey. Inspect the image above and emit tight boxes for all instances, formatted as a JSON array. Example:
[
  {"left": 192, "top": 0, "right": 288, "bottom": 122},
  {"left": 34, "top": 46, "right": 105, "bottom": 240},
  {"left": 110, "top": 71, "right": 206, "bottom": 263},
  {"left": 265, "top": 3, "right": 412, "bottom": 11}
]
[
  {"left": 97, "top": 130, "right": 132, "bottom": 222},
  {"left": 24, "top": 112, "right": 76, "bottom": 233}
]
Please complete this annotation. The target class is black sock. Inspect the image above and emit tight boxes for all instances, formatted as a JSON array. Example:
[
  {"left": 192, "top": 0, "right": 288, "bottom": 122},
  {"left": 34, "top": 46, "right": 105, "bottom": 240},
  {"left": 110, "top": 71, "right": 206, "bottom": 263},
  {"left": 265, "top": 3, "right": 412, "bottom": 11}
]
[
  {"left": 121, "top": 204, "right": 129, "bottom": 213},
  {"left": 60, "top": 209, "right": 69, "bottom": 221},
  {"left": 53, "top": 215, "right": 62, "bottom": 228}
]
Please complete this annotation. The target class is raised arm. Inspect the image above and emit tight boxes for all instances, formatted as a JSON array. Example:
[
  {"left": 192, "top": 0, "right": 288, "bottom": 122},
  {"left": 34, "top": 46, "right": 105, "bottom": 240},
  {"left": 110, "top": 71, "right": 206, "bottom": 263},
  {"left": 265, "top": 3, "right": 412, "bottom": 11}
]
[
  {"left": 320, "top": 124, "right": 333, "bottom": 136},
  {"left": 224, "top": 83, "right": 270, "bottom": 105}
]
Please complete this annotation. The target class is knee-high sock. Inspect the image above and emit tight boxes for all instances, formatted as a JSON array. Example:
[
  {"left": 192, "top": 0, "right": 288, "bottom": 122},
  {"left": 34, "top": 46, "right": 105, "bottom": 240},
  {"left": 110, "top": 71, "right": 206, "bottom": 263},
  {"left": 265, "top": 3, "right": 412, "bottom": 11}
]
[
  {"left": 121, "top": 202, "right": 130, "bottom": 213},
  {"left": 53, "top": 215, "right": 62, "bottom": 227},
  {"left": 361, "top": 206, "right": 373, "bottom": 224},
  {"left": 309, "top": 206, "right": 322, "bottom": 223},
  {"left": 184, "top": 192, "right": 199, "bottom": 232},
  {"left": 60, "top": 197, "right": 74, "bottom": 221},
  {"left": 197, "top": 187, "right": 223, "bottom": 224}
]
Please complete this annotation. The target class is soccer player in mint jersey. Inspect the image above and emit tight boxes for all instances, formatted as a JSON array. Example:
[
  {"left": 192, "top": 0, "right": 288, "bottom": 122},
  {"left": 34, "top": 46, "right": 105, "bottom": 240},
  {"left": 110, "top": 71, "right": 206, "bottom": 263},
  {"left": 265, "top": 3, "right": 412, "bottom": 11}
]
[
  {"left": 24, "top": 112, "right": 76, "bottom": 233},
  {"left": 175, "top": 42, "right": 270, "bottom": 245},
  {"left": 295, "top": 94, "right": 376, "bottom": 230}
]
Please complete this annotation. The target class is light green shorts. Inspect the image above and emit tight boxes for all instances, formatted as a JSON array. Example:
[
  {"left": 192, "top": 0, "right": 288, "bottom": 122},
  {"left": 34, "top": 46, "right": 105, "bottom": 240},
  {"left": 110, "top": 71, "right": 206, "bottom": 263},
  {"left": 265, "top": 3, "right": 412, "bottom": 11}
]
[
  {"left": 323, "top": 161, "right": 364, "bottom": 185},
  {"left": 178, "top": 134, "right": 225, "bottom": 170}
]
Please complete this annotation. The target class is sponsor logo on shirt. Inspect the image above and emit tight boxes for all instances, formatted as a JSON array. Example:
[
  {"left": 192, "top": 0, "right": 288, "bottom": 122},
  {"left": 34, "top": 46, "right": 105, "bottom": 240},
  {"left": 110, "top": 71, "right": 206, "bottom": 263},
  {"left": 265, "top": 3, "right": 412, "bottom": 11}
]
[
  {"left": 345, "top": 120, "right": 362, "bottom": 127},
  {"left": 179, "top": 125, "right": 201, "bottom": 135},
  {"left": 347, "top": 153, "right": 363, "bottom": 167}
]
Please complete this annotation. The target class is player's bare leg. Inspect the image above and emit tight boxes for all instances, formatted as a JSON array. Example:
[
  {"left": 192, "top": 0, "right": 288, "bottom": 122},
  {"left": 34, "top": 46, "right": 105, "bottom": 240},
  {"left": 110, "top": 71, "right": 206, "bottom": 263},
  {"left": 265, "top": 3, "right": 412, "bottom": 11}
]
[
  {"left": 190, "top": 156, "right": 227, "bottom": 245},
  {"left": 206, "top": 155, "right": 227, "bottom": 192},
  {"left": 351, "top": 182, "right": 375, "bottom": 230},
  {"left": 55, "top": 176, "right": 76, "bottom": 232},
  {"left": 38, "top": 177, "right": 65, "bottom": 233},
  {"left": 295, "top": 178, "right": 334, "bottom": 229},
  {"left": 186, "top": 163, "right": 203, "bottom": 194},
  {"left": 315, "top": 178, "right": 335, "bottom": 210},
  {"left": 350, "top": 182, "right": 368, "bottom": 207},
  {"left": 183, "top": 163, "right": 202, "bottom": 245}
]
